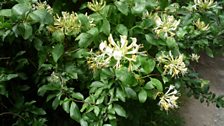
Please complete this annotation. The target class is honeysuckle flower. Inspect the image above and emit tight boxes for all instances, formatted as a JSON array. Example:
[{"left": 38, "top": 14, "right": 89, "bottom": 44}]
[
  {"left": 87, "top": 0, "right": 106, "bottom": 12},
  {"left": 194, "top": 18, "right": 210, "bottom": 31},
  {"left": 156, "top": 51, "right": 187, "bottom": 78},
  {"left": 193, "top": 0, "right": 217, "bottom": 10},
  {"left": 165, "top": 3, "right": 180, "bottom": 13},
  {"left": 153, "top": 14, "right": 180, "bottom": 38},
  {"left": 47, "top": 72, "right": 60, "bottom": 83},
  {"left": 87, "top": 51, "right": 110, "bottom": 70},
  {"left": 85, "top": 13, "right": 96, "bottom": 27},
  {"left": 158, "top": 85, "right": 179, "bottom": 111},
  {"left": 48, "top": 12, "right": 81, "bottom": 36},
  {"left": 88, "top": 34, "right": 146, "bottom": 69},
  {"left": 32, "top": 1, "right": 53, "bottom": 14},
  {"left": 191, "top": 53, "right": 200, "bottom": 62}
]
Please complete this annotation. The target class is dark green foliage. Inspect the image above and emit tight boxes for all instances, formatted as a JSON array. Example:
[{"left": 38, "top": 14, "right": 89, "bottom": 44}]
[{"left": 0, "top": 0, "right": 224, "bottom": 126}]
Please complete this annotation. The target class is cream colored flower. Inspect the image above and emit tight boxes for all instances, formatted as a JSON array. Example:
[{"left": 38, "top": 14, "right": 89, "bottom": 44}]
[
  {"left": 32, "top": 1, "right": 53, "bottom": 14},
  {"left": 87, "top": 0, "right": 106, "bottom": 12},
  {"left": 88, "top": 34, "right": 146, "bottom": 69},
  {"left": 194, "top": 0, "right": 217, "bottom": 10},
  {"left": 87, "top": 51, "right": 110, "bottom": 70},
  {"left": 48, "top": 12, "right": 81, "bottom": 36},
  {"left": 153, "top": 14, "right": 180, "bottom": 38},
  {"left": 156, "top": 51, "right": 187, "bottom": 78},
  {"left": 158, "top": 85, "right": 179, "bottom": 111},
  {"left": 47, "top": 72, "right": 60, "bottom": 83},
  {"left": 194, "top": 18, "right": 210, "bottom": 31},
  {"left": 191, "top": 53, "right": 200, "bottom": 62}
]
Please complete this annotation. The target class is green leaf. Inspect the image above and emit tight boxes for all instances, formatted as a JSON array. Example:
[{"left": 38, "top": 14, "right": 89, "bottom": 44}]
[
  {"left": 145, "top": 34, "right": 156, "bottom": 45},
  {"left": 87, "top": 27, "right": 99, "bottom": 37},
  {"left": 52, "top": 30, "right": 64, "bottom": 42},
  {"left": 70, "top": 102, "right": 81, "bottom": 122},
  {"left": 0, "top": 9, "right": 12, "bottom": 17},
  {"left": 104, "top": 124, "right": 112, "bottom": 126},
  {"left": 100, "top": 19, "right": 110, "bottom": 35},
  {"left": 14, "top": 23, "right": 32, "bottom": 40},
  {"left": 159, "top": 0, "right": 169, "bottom": 9},
  {"left": 12, "top": 4, "right": 29, "bottom": 16},
  {"left": 125, "top": 87, "right": 137, "bottom": 98},
  {"left": 20, "top": 23, "right": 33, "bottom": 40},
  {"left": 115, "top": 67, "right": 137, "bottom": 86},
  {"left": 72, "top": 92, "right": 84, "bottom": 100},
  {"left": 115, "top": 1, "right": 129, "bottom": 16},
  {"left": 116, "top": 87, "right": 126, "bottom": 102},
  {"left": 136, "top": 56, "right": 155, "bottom": 74},
  {"left": 114, "top": 104, "right": 127, "bottom": 118},
  {"left": 0, "top": 74, "right": 18, "bottom": 82},
  {"left": 145, "top": 78, "right": 163, "bottom": 91},
  {"left": 29, "top": 10, "right": 54, "bottom": 24},
  {"left": 0, "top": 84, "right": 8, "bottom": 97},
  {"left": 96, "top": 96, "right": 104, "bottom": 104},
  {"left": 51, "top": 44, "right": 64, "bottom": 62},
  {"left": 94, "top": 106, "right": 100, "bottom": 116},
  {"left": 78, "top": 14, "right": 91, "bottom": 30},
  {"left": 38, "top": 84, "right": 60, "bottom": 96},
  {"left": 62, "top": 99, "right": 70, "bottom": 114},
  {"left": 80, "top": 119, "right": 88, "bottom": 126},
  {"left": 52, "top": 97, "right": 60, "bottom": 110},
  {"left": 145, "top": 34, "right": 166, "bottom": 46},
  {"left": 131, "top": 2, "right": 146, "bottom": 14},
  {"left": 72, "top": 49, "right": 89, "bottom": 59},
  {"left": 166, "top": 37, "right": 177, "bottom": 48},
  {"left": 76, "top": 33, "right": 93, "bottom": 48},
  {"left": 116, "top": 24, "right": 128, "bottom": 36},
  {"left": 138, "top": 89, "right": 147, "bottom": 103},
  {"left": 90, "top": 81, "right": 105, "bottom": 88},
  {"left": 206, "top": 47, "right": 214, "bottom": 58},
  {"left": 31, "top": 107, "right": 46, "bottom": 115}
]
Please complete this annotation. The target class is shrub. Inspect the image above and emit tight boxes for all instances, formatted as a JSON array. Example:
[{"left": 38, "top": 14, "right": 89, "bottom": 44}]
[{"left": 0, "top": 0, "right": 224, "bottom": 125}]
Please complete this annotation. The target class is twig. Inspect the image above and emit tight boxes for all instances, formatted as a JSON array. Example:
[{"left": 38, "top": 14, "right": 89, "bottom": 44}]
[
  {"left": 0, "top": 57, "right": 10, "bottom": 60},
  {"left": 0, "top": 112, "right": 25, "bottom": 120}
]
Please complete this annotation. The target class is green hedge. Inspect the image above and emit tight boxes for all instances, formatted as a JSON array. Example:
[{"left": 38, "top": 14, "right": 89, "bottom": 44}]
[{"left": 0, "top": 0, "right": 224, "bottom": 125}]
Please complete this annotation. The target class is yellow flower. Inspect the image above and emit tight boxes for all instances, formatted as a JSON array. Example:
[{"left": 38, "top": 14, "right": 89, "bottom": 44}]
[
  {"left": 194, "top": 0, "right": 217, "bottom": 10},
  {"left": 158, "top": 85, "right": 179, "bottom": 111},
  {"left": 87, "top": 0, "right": 106, "bottom": 12},
  {"left": 194, "top": 18, "right": 210, "bottom": 31},
  {"left": 153, "top": 14, "right": 180, "bottom": 38},
  {"left": 156, "top": 51, "right": 187, "bottom": 78}
]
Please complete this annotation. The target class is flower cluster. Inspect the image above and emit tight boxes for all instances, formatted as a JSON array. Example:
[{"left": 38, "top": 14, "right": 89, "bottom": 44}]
[
  {"left": 156, "top": 51, "right": 187, "bottom": 78},
  {"left": 48, "top": 12, "right": 81, "bottom": 36},
  {"left": 193, "top": 0, "right": 217, "bottom": 10},
  {"left": 32, "top": 1, "right": 53, "bottom": 14},
  {"left": 88, "top": 34, "right": 146, "bottom": 69},
  {"left": 87, "top": 0, "right": 106, "bottom": 12},
  {"left": 153, "top": 14, "right": 180, "bottom": 38},
  {"left": 194, "top": 18, "right": 210, "bottom": 31},
  {"left": 191, "top": 53, "right": 200, "bottom": 62},
  {"left": 158, "top": 85, "right": 179, "bottom": 111}
]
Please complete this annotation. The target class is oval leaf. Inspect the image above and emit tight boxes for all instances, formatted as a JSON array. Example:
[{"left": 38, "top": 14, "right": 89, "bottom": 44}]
[
  {"left": 70, "top": 102, "right": 81, "bottom": 122},
  {"left": 51, "top": 44, "right": 64, "bottom": 63},
  {"left": 138, "top": 89, "right": 147, "bottom": 103},
  {"left": 114, "top": 104, "right": 127, "bottom": 118}
]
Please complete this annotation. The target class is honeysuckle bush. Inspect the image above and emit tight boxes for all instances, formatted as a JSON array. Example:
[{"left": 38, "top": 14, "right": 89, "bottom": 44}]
[{"left": 0, "top": 0, "right": 224, "bottom": 125}]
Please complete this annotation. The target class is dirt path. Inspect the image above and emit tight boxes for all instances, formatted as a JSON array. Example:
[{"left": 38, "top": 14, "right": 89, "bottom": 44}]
[{"left": 179, "top": 55, "right": 224, "bottom": 126}]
